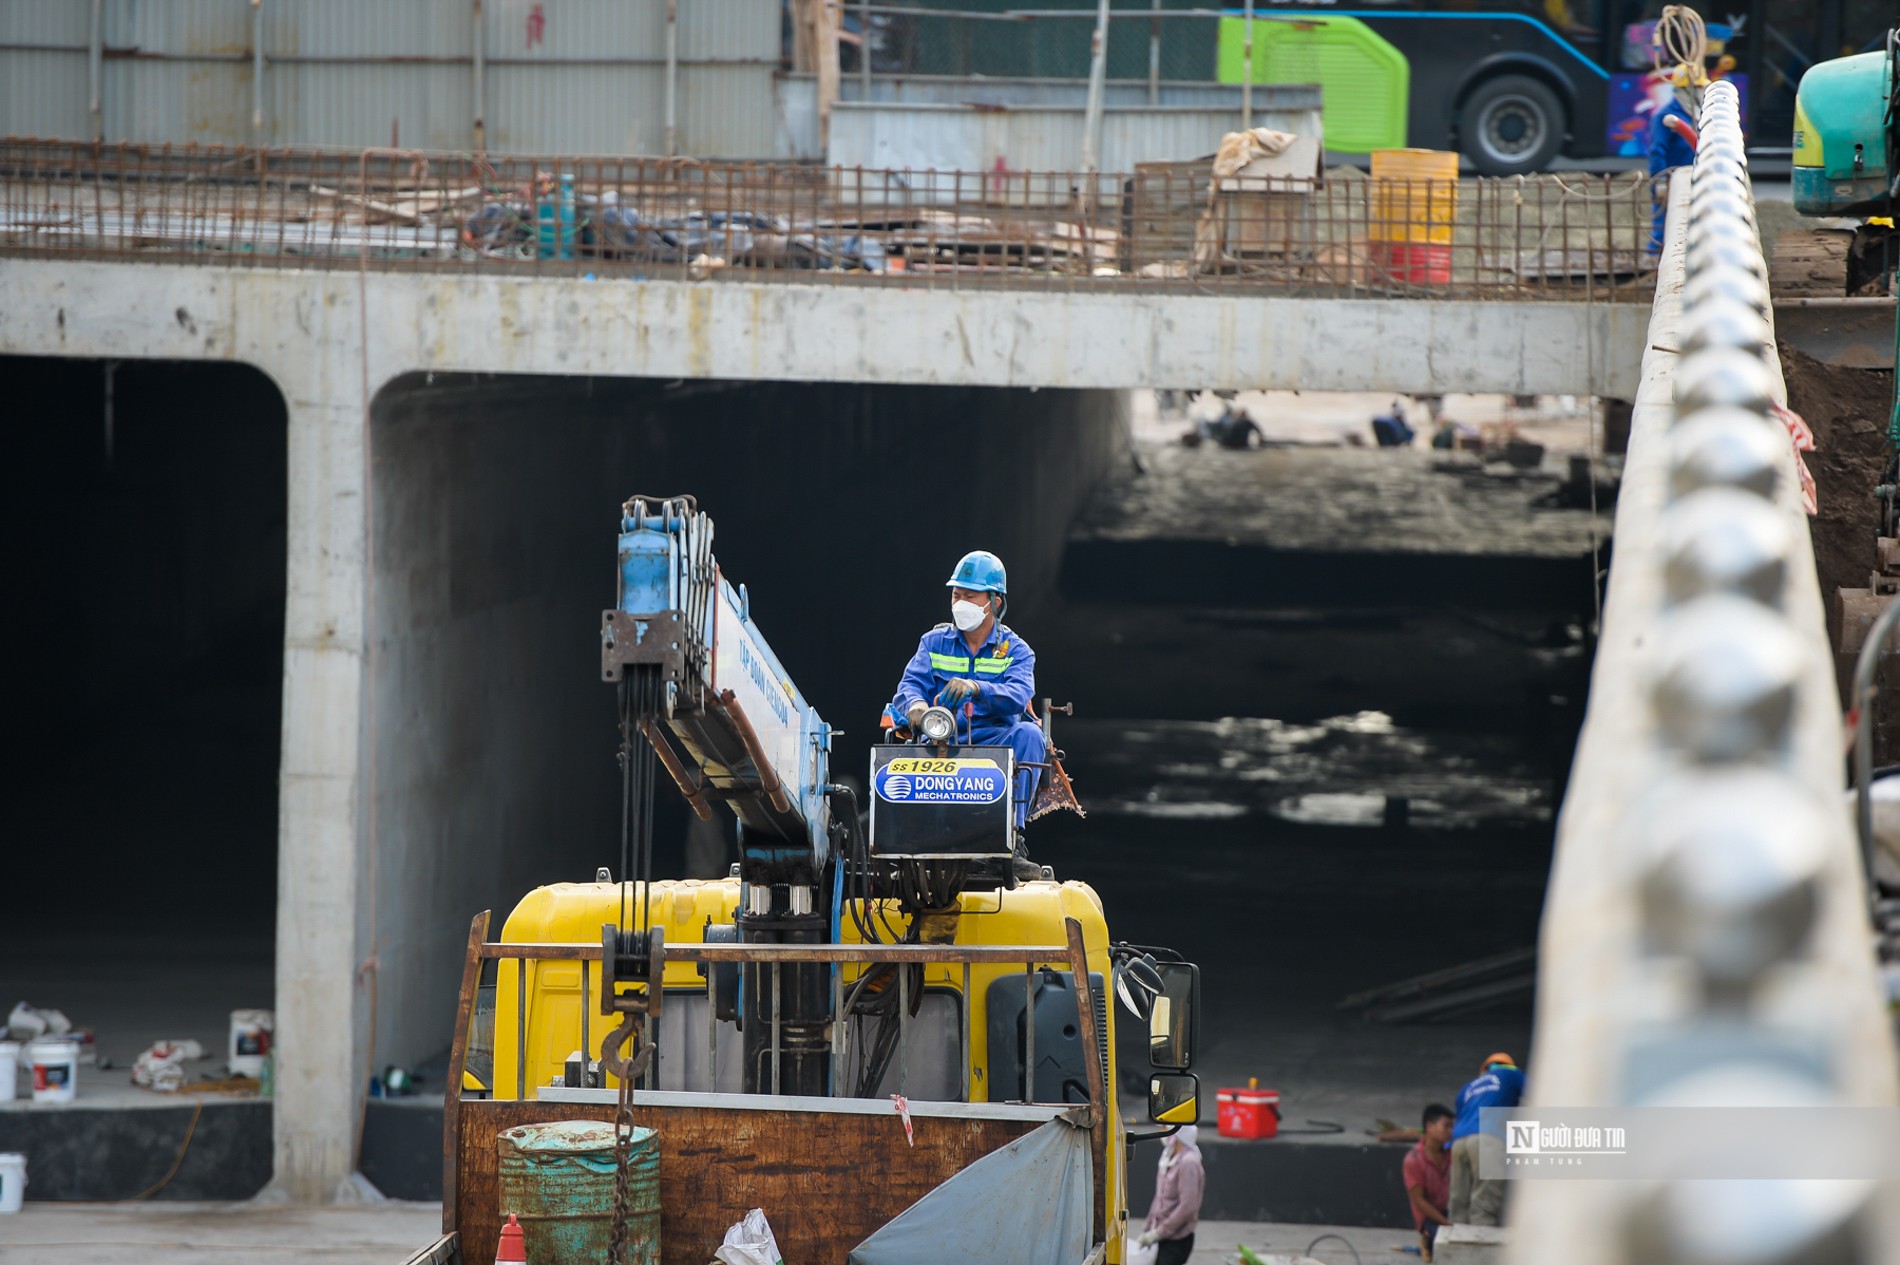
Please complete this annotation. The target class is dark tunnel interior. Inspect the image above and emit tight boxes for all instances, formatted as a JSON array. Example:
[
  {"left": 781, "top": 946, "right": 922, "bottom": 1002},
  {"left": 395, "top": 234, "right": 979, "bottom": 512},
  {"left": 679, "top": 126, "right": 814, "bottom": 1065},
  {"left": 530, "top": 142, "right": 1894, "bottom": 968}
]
[
  {"left": 7, "top": 356, "right": 286, "bottom": 1066},
  {"left": 9, "top": 357, "right": 287, "bottom": 935}
]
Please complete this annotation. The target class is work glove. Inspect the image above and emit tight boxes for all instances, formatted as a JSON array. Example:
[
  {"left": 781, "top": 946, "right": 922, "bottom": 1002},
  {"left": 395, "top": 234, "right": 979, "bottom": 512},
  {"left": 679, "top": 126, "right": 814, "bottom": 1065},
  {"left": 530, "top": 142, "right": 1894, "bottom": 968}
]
[
  {"left": 937, "top": 677, "right": 980, "bottom": 706},
  {"left": 1137, "top": 1231, "right": 1158, "bottom": 1248},
  {"left": 906, "top": 700, "right": 927, "bottom": 728}
]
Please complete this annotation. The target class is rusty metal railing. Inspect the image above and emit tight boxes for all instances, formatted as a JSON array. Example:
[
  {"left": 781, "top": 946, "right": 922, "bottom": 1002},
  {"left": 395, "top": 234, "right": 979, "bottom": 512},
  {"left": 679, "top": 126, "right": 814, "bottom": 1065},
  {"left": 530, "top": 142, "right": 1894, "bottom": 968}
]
[
  {"left": 442, "top": 909, "right": 1111, "bottom": 1236},
  {"left": 0, "top": 137, "right": 1659, "bottom": 301}
]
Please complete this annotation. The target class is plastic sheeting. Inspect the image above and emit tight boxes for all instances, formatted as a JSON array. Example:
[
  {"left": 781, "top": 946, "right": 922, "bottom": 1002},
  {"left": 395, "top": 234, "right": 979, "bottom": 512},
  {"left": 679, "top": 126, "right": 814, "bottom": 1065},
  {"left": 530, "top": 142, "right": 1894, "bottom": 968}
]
[{"left": 848, "top": 1119, "right": 1094, "bottom": 1265}]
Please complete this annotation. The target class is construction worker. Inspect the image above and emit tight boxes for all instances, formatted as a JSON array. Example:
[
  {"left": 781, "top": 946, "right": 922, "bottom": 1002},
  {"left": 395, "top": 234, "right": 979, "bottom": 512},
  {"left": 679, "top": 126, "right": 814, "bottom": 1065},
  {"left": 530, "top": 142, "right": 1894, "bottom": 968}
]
[
  {"left": 887, "top": 550, "right": 1047, "bottom": 881},
  {"left": 1647, "top": 65, "right": 1702, "bottom": 252},
  {"left": 1137, "top": 1124, "right": 1204, "bottom": 1265},
  {"left": 1448, "top": 1052, "right": 1525, "bottom": 1226},
  {"left": 1404, "top": 1104, "right": 1455, "bottom": 1261}
]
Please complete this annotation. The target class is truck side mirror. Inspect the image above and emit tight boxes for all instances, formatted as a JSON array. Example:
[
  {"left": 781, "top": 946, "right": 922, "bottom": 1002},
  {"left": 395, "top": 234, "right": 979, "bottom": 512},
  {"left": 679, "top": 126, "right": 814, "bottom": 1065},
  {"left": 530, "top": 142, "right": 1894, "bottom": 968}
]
[
  {"left": 1148, "top": 1072, "right": 1199, "bottom": 1126},
  {"left": 1147, "top": 961, "right": 1200, "bottom": 1071}
]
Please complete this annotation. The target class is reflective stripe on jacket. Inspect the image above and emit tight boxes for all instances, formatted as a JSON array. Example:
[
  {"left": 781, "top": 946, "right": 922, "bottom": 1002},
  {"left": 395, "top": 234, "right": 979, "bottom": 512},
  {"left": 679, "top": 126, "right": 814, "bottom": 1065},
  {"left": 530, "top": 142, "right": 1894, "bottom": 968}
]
[{"left": 892, "top": 621, "right": 1037, "bottom": 737}]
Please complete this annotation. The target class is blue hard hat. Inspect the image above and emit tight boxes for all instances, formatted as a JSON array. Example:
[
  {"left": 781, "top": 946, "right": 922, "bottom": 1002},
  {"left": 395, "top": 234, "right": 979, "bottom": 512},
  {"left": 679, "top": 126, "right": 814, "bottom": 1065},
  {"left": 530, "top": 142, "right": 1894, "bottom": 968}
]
[{"left": 945, "top": 550, "right": 1007, "bottom": 595}]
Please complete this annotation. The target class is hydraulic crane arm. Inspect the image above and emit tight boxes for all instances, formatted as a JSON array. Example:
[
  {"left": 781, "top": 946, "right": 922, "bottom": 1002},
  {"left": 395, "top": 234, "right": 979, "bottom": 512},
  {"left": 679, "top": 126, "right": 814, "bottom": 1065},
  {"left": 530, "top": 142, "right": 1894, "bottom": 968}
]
[{"left": 600, "top": 495, "right": 831, "bottom": 869}]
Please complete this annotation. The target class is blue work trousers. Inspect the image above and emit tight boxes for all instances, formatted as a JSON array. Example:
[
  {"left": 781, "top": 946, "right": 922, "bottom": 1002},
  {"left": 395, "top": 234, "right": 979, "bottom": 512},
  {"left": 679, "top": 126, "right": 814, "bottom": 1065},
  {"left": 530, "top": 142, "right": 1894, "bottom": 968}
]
[{"left": 972, "top": 719, "right": 1046, "bottom": 830}]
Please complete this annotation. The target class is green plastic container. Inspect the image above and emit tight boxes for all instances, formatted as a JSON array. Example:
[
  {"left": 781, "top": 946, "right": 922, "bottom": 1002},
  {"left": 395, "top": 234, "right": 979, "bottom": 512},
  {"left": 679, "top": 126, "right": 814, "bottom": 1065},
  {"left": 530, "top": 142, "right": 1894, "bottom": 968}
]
[
  {"left": 1217, "top": 15, "right": 1410, "bottom": 154},
  {"left": 497, "top": 1120, "right": 659, "bottom": 1265}
]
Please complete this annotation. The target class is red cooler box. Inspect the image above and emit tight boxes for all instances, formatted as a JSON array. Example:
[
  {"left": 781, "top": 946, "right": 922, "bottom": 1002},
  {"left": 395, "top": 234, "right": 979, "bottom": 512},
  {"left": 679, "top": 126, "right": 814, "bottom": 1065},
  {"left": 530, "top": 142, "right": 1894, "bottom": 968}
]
[{"left": 1217, "top": 1086, "right": 1281, "bottom": 1139}]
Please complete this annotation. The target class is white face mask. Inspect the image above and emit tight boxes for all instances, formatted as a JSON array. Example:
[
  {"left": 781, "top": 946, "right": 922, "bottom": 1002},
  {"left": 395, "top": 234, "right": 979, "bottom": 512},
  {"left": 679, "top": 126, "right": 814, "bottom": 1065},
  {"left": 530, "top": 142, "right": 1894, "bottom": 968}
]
[{"left": 951, "top": 599, "right": 989, "bottom": 632}]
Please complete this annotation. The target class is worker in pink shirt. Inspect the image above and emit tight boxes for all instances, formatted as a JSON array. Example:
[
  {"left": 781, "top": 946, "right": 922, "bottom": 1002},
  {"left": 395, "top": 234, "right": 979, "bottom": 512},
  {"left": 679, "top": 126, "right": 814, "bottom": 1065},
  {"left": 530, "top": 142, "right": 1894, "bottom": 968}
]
[
  {"left": 1137, "top": 1125, "right": 1205, "bottom": 1265},
  {"left": 1404, "top": 1104, "right": 1455, "bottom": 1261}
]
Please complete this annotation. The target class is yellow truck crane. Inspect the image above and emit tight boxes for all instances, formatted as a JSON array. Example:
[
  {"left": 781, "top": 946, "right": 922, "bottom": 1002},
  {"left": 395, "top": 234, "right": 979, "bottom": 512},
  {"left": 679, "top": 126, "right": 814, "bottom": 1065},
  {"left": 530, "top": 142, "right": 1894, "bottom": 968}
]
[{"left": 423, "top": 496, "right": 1202, "bottom": 1265}]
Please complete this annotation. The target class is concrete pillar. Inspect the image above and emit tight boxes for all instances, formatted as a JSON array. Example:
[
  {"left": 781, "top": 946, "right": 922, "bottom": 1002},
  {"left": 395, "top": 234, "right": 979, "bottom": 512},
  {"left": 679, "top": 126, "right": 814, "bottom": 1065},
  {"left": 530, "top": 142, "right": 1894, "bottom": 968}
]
[{"left": 271, "top": 392, "right": 370, "bottom": 1202}]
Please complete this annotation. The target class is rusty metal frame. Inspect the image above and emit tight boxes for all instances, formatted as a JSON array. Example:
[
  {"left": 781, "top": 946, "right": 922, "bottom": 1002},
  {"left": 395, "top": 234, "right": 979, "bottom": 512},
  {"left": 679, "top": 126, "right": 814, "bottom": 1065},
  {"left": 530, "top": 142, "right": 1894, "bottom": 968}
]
[
  {"left": 458, "top": 914, "right": 1104, "bottom": 1115},
  {"left": 442, "top": 910, "right": 492, "bottom": 1235},
  {"left": 448, "top": 911, "right": 1113, "bottom": 1257},
  {"left": 0, "top": 136, "right": 1661, "bottom": 303}
]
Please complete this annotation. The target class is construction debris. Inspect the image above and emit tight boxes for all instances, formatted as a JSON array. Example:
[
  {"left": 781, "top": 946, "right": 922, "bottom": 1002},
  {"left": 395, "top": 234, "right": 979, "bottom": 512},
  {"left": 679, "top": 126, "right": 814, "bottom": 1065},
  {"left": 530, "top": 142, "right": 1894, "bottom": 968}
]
[{"left": 131, "top": 1039, "right": 207, "bottom": 1092}]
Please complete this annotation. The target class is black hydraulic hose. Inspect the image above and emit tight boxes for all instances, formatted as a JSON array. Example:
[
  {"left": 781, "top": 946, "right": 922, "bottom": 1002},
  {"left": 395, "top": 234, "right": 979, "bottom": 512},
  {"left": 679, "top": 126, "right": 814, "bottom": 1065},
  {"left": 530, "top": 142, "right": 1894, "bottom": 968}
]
[
  {"left": 1305, "top": 1233, "right": 1363, "bottom": 1265},
  {"left": 827, "top": 782, "right": 882, "bottom": 946},
  {"left": 623, "top": 676, "right": 638, "bottom": 930}
]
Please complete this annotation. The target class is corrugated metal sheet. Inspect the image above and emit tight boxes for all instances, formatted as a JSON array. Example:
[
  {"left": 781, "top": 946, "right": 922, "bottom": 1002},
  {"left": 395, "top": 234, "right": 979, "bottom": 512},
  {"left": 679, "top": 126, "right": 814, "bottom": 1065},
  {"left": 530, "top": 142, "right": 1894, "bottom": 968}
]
[
  {"left": 0, "top": 3, "right": 89, "bottom": 43},
  {"left": 773, "top": 75, "right": 822, "bottom": 161},
  {"left": 480, "top": 0, "right": 779, "bottom": 157},
  {"left": 482, "top": 0, "right": 663, "bottom": 62},
  {"left": 831, "top": 74, "right": 1318, "bottom": 112},
  {"left": 486, "top": 64, "right": 667, "bottom": 154},
  {"left": 271, "top": 62, "right": 471, "bottom": 149},
  {"left": 675, "top": 66, "right": 781, "bottom": 158},
  {"left": 829, "top": 101, "right": 1325, "bottom": 202},
  {"left": 0, "top": 0, "right": 1307, "bottom": 166},
  {"left": 0, "top": 49, "right": 89, "bottom": 138},
  {"left": 1, "top": 5, "right": 87, "bottom": 139},
  {"left": 678, "top": 0, "right": 780, "bottom": 62},
  {"left": 109, "top": 0, "right": 253, "bottom": 144},
  {"left": 0, "top": 0, "right": 782, "bottom": 156},
  {"left": 270, "top": 0, "right": 470, "bottom": 149}
]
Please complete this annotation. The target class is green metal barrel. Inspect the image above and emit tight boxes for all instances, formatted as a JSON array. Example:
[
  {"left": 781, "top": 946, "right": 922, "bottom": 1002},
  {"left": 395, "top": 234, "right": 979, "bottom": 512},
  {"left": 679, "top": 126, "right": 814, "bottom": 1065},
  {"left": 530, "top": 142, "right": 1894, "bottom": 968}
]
[{"left": 497, "top": 1120, "right": 659, "bottom": 1265}]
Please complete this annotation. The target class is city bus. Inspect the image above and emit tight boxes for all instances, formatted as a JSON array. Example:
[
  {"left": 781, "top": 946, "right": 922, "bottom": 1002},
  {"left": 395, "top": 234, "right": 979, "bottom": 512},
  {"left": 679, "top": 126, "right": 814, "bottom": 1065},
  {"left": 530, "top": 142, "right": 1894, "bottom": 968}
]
[{"left": 1220, "top": 1, "right": 1895, "bottom": 173}]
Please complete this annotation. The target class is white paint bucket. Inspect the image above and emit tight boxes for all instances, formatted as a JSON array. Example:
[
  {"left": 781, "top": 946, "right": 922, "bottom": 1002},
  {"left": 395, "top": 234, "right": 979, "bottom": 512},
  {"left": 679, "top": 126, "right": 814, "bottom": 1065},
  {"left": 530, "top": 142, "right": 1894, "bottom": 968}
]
[
  {"left": 29, "top": 1039, "right": 78, "bottom": 1103},
  {"left": 0, "top": 1154, "right": 24, "bottom": 1213},
  {"left": 0, "top": 1042, "right": 18, "bottom": 1100},
  {"left": 229, "top": 1009, "right": 274, "bottom": 1077}
]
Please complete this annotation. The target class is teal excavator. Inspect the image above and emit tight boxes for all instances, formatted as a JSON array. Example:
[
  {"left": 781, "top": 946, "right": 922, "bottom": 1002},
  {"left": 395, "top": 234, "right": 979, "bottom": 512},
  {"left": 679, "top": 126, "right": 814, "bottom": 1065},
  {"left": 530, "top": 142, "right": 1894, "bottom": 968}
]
[
  {"left": 1791, "top": 31, "right": 1899, "bottom": 455},
  {"left": 1790, "top": 37, "right": 1900, "bottom": 884}
]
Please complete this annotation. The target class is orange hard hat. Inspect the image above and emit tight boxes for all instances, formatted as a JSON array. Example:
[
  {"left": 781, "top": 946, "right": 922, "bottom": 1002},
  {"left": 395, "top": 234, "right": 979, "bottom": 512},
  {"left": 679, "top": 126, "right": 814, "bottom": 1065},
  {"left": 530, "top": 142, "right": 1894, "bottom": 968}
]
[{"left": 1481, "top": 1052, "right": 1516, "bottom": 1070}]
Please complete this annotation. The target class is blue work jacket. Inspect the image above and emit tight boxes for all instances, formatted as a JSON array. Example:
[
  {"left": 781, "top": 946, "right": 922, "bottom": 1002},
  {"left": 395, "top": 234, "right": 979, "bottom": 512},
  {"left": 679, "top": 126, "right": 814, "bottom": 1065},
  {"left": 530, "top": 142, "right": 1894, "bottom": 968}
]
[
  {"left": 1647, "top": 100, "right": 1696, "bottom": 249},
  {"left": 1452, "top": 1065, "right": 1526, "bottom": 1140},
  {"left": 891, "top": 621, "right": 1037, "bottom": 739}
]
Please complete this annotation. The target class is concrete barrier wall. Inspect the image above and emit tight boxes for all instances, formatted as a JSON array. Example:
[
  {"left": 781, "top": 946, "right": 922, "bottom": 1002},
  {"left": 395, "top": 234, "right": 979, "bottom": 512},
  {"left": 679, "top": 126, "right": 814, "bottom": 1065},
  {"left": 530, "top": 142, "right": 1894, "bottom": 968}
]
[{"left": 1511, "top": 96, "right": 1900, "bottom": 1265}]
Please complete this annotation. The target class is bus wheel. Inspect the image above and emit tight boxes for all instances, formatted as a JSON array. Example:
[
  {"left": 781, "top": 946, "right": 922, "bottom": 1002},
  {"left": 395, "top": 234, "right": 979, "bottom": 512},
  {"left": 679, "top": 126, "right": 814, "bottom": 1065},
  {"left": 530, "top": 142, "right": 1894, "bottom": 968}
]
[{"left": 1460, "top": 75, "right": 1565, "bottom": 175}]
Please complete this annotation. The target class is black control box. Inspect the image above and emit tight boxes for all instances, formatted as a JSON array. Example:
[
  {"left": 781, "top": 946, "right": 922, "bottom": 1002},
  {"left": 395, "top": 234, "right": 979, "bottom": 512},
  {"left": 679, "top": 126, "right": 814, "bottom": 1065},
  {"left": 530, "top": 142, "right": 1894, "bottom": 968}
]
[{"left": 867, "top": 744, "right": 1015, "bottom": 859}]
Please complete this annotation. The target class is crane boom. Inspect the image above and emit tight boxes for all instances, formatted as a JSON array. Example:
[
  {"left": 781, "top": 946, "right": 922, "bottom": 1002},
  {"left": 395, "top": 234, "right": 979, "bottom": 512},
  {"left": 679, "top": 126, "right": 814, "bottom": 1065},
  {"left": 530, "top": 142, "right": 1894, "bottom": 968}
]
[{"left": 600, "top": 495, "right": 831, "bottom": 867}]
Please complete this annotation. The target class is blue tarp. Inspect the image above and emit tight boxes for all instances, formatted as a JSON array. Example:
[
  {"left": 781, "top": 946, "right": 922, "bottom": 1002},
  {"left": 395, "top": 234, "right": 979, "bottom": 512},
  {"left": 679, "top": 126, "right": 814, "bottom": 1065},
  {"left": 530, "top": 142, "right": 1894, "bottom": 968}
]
[{"left": 848, "top": 1119, "right": 1094, "bottom": 1265}]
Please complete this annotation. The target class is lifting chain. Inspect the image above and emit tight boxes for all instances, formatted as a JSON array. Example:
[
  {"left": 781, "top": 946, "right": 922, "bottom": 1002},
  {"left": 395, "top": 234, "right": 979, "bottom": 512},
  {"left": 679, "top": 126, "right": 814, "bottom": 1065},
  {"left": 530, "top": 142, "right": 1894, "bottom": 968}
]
[{"left": 606, "top": 1014, "right": 652, "bottom": 1265}]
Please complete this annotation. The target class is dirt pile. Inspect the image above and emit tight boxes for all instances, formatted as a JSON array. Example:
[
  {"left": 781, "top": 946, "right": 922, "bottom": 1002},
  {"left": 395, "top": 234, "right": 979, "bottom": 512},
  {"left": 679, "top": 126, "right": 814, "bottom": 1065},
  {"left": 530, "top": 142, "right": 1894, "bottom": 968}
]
[{"left": 1779, "top": 344, "right": 1894, "bottom": 607}]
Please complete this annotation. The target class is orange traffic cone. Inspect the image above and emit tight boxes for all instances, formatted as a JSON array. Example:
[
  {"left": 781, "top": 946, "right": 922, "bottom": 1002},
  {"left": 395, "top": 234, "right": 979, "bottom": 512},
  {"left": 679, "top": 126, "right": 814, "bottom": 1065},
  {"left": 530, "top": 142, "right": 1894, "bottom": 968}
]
[{"left": 496, "top": 1212, "right": 526, "bottom": 1264}]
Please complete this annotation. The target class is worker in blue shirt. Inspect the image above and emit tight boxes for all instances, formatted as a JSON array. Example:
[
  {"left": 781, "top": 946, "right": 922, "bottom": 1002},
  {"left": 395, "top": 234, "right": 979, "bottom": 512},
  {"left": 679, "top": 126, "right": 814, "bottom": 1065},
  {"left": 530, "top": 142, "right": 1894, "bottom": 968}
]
[
  {"left": 886, "top": 550, "right": 1047, "bottom": 882},
  {"left": 1647, "top": 66, "right": 1702, "bottom": 252},
  {"left": 1448, "top": 1052, "right": 1525, "bottom": 1226}
]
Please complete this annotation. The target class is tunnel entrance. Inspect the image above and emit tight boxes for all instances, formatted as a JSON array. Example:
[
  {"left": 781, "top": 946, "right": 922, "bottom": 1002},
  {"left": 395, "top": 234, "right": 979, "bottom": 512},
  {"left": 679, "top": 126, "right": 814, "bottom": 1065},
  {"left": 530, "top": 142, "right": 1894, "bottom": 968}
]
[
  {"left": 4, "top": 357, "right": 285, "bottom": 1139},
  {"left": 364, "top": 372, "right": 1131, "bottom": 1083}
]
